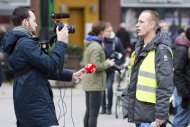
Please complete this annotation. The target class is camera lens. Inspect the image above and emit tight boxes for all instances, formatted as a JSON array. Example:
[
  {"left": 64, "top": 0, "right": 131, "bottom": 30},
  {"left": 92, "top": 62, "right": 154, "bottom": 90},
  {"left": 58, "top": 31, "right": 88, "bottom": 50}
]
[
  {"left": 55, "top": 23, "right": 75, "bottom": 34},
  {"left": 67, "top": 25, "right": 75, "bottom": 34}
]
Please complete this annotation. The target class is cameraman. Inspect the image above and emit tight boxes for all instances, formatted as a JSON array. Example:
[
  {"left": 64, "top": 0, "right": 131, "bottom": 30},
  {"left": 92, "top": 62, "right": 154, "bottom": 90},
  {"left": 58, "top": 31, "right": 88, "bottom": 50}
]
[
  {"left": 101, "top": 22, "right": 125, "bottom": 114},
  {"left": 1, "top": 7, "right": 85, "bottom": 127}
]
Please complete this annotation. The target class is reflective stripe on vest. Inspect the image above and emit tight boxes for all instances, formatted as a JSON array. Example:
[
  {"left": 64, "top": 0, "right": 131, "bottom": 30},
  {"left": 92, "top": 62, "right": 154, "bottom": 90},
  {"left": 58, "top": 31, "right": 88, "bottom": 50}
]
[{"left": 136, "top": 50, "right": 157, "bottom": 103}]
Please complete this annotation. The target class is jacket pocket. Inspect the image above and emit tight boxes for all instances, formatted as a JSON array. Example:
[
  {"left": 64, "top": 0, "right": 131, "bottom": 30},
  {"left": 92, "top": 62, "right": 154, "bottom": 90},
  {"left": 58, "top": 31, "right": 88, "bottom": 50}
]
[
  {"left": 122, "top": 86, "right": 129, "bottom": 118},
  {"left": 134, "top": 100, "right": 155, "bottom": 123}
]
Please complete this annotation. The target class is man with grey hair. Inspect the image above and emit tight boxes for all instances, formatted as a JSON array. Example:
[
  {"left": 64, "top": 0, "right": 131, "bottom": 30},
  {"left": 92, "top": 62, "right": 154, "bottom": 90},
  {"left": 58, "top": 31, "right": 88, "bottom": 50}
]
[{"left": 122, "top": 10, "right": 174, "bottom": 127}]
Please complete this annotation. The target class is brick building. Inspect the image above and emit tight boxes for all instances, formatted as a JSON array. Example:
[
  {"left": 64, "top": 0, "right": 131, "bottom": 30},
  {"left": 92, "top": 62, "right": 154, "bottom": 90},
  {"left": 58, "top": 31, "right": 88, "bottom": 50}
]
[
  {"left": 0, "top": 0, "right": 122, "bottom": 46},
  {"left": 100, "top": 0, "right": 121, "bottom": 32}
]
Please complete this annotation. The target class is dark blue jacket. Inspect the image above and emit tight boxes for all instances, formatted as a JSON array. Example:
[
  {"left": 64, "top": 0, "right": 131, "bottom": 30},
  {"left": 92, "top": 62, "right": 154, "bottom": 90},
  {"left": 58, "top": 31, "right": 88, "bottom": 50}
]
[
  {"left": 0, "top": 33, "right": 5, "bottom": 86},
  {"left": 0, "top": 63, "right": 3, "bottom": 86},
  {"left": 2, "top": 27, "right": 73, "bottom": 127}
]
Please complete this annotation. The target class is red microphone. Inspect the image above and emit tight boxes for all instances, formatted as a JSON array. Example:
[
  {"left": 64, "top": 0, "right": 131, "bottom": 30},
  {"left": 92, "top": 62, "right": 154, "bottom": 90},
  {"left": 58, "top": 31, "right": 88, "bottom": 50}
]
[
  {"left": 75, "top": 63, "right": 96, "bottom": 83},
  {"left": 84, "top": 63, "right": 96, "bottom": 74}
]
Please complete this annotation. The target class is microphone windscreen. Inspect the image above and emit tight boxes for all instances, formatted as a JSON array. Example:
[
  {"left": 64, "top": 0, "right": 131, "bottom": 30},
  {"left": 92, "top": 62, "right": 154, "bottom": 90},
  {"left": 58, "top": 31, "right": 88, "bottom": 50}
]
[
  {"left": 85, "top": 63, "right": 96, "bottom": 74},
  {"left": 51, "top": 13, "right": 70, "bottom": 19}
]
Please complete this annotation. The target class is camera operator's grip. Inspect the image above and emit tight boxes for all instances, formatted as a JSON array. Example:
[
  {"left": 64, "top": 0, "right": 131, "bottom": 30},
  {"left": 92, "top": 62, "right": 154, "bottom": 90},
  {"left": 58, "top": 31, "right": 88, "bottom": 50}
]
[
  {"left": 75, "top": 63, "right": 96, "bottom": 83},
  {"left": 56, "top": 26, "right": 68, "bottom": 43}
]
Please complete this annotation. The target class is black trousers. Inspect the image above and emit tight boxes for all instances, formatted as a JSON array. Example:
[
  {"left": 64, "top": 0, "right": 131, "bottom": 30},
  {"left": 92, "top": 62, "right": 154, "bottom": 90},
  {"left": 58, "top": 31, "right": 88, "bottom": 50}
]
[{"left": 84, "top": 91, "right": 102, "bottom": 127}]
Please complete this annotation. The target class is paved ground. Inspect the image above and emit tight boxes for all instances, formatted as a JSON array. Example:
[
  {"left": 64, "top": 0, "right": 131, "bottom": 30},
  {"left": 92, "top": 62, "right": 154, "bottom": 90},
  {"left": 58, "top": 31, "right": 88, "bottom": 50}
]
[
  {"left": 0, "top": 81, "right": 180, "bottom": 127},
  {"left": 0, "top": 82, "right": 134, "bottom": 127}
]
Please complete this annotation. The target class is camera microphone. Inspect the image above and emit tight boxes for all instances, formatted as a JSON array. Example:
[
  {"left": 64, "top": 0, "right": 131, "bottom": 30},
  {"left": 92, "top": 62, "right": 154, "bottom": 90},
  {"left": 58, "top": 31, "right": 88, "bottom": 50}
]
[
  {"left": 51, "top": 13, "right": 70, "bottom": 19},
  {"left": 75, "top": 63, "right": 96, "bottom": 83}
]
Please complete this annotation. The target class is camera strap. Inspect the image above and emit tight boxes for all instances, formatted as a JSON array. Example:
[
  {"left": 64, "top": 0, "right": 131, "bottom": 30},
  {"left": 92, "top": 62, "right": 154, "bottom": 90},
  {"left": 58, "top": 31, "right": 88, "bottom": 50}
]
[{"left": 13, "top": 38, "right": 32, "bottom": 78}]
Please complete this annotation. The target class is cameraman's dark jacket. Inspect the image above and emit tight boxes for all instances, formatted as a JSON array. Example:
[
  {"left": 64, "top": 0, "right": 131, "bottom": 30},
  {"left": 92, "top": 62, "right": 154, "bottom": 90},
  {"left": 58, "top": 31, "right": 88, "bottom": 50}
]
[
  {"left": 0, "top": 32, "right": 4, "bottom": 86},
  {"left": 173, "top": 34, "right": 190, "bottom": 107},
  {"left": 122, "top": 32, "right": 173, "bottom": 123},
  {"left": 1, "top": 26, "right": 73, "bottom": 127},
  {"left": 103, "top": 36, "right": 125, "bottom": 72}
]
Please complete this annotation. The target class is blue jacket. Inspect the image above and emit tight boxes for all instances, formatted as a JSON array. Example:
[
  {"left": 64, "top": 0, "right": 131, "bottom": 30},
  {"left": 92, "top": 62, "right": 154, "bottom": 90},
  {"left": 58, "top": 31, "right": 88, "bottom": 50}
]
[
  {"left": 0, "top": 33, "right": 5, "bottom": 86},
  {"left": 1, "top": 27, "right": 73, "bottom": 127}
]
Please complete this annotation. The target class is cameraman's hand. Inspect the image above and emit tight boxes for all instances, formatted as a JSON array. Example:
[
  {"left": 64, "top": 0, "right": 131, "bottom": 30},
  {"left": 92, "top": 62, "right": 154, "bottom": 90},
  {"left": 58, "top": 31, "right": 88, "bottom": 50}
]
[
  {"left": 106, "top": 59, "right": 115, "bottom": 67},
  {"left": 56, "top": 25, "right": 69, "bottom": 43}
]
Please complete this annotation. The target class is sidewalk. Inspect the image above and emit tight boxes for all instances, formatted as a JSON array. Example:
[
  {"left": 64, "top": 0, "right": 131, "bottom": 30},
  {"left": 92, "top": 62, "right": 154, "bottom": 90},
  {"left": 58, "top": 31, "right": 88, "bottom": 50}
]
[
  {"left": 0, "top": 82, "right": 134, "bottom": 127},
  {"left": 0, "top": 82, "right": 176, "bottom": 127}
]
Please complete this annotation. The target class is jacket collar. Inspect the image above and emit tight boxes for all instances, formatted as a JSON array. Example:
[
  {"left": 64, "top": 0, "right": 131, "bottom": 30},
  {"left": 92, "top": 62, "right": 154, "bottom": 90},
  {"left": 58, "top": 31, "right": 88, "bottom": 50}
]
[{"left": 13, "top": 26, "right": 33, "bottom": 38}]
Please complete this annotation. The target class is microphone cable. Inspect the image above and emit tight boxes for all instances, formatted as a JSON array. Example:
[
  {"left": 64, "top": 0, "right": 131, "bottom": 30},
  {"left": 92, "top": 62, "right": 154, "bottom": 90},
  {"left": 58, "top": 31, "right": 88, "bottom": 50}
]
[
  {"left": 70, "top": 82, "right": 77, "bottom": 127},
  {"left": 56, "top": 71, "right": 77, "bottom": 127},
  {"left": 56, "top": 73, "right": 67, "bottom": 127}
]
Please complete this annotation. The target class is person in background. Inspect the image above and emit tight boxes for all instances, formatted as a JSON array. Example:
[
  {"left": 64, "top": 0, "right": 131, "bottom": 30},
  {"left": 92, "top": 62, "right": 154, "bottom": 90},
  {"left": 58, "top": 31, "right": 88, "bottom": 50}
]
[
  {"left": 82, "top": 21, "right": 115, "bottom": 127},
  {"left": 122, "top": 10, "right": 174, "bottom": 127},
  {"left": 1, "top": 7, "right": 86, "bottom": 127},
  {"left": 116, "top": 23, "right": 132, "bottom": 57},
  {"left": 169, "top": 20, "right": 179, "bottom": 43},
  {"left": 159, "top": 20, "right": 169, "bottom": 33},
  {"left": 172, "top": 27, "right": 190, "bottom": 127},
  {"left": 100, "top": 22, "right": 125, "bottom": 114}
]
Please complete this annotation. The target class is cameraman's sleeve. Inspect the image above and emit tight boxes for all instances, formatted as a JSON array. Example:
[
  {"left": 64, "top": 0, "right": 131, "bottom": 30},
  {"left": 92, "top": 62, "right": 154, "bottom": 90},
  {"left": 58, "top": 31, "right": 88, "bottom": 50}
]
[
  {"left": 47, "top": 69, "right": 73, "bottom": 81},
  {"left": 22, "top": 39, "right": 67, "bottom": 74},
  {"left": 0, "top": 64, "right": 3, "bottom": 87}
]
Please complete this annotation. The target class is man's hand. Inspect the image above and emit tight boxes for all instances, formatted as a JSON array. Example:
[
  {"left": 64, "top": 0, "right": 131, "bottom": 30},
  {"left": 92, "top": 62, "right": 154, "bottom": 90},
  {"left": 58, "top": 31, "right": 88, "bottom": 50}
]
[
  {"left": 56, "top": 25, "right": 69, "bottom": 43},
  {"left": 154, "top": 119, "right": 165, "bottom": 127},
  {"left": 72, "top": 68, "right": 88, "bottom": 83}
]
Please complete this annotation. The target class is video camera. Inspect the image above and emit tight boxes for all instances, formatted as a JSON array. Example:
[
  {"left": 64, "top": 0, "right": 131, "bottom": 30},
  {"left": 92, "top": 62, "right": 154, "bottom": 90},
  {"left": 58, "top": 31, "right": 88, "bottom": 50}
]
[
  {"left": 40, "top": 13, "right": 75, "bottom": 54},
  {"left": 110, "top": 52, "right": 122, "bottom": 60},
  {"left": 109, "top": 51, "right": 123, "bottom": 72},
  {"left": 51, "top": 13, "right": 75, "bottom": 34}
]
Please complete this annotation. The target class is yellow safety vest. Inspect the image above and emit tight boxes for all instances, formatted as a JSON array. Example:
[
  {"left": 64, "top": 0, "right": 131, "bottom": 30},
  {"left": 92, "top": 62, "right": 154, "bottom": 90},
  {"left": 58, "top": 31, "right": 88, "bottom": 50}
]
[
  {"left": 136, "top": 50, "right": 157, "bottom": 103},
  {"left": 130, "top": 47, "right": 173, "bottom": 104}
]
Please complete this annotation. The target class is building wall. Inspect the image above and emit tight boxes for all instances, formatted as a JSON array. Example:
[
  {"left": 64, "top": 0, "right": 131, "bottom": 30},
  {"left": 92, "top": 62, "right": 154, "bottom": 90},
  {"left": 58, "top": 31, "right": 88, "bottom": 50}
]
[
  {"left": 100, "top": 0, "right": 121, "bottom": 32},
  {"left": 55, "top": 0, "right": 99, "bottom": 22},
  {"left": 54, "top": 0, "right": 99, "bottom": 47},
  {"left": 0, "top": 0, "right": 31, "bottom": 29}
]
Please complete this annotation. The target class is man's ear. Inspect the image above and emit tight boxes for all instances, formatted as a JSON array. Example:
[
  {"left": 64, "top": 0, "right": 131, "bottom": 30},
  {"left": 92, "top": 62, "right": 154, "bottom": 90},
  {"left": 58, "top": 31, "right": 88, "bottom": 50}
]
[
  {"left": 150, "top": 22, "right": 155, "bottom": 28},
  {"left": 151, "top": 22, "right": 158, "bottom": 30},
  {"left": 21, "top": 19, "right": 28, "bottom": 27}
]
